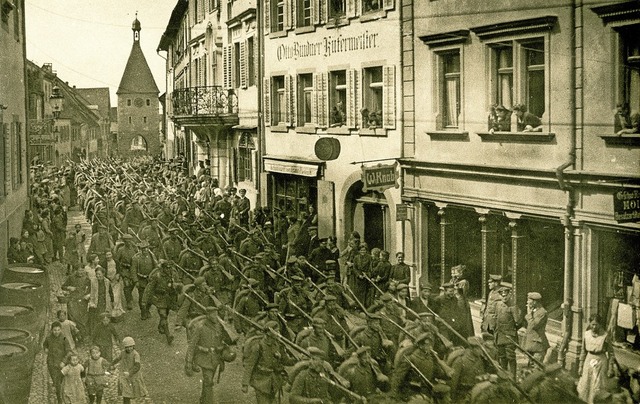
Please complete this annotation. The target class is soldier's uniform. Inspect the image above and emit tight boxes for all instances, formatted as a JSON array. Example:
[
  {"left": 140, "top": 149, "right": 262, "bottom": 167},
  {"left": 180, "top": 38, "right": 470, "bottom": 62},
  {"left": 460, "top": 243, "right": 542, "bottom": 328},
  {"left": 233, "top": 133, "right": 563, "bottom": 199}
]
[
  {"left": 178, "top": 248, "right": 204, "bottom": 282},
  {"left": 186, "top": 307, "right": 234, "bottom": 404},
  {"left": 522, "top": 291, "right": 549, "bottom": 363},
  {"left": 114, "top": 235, "right": 136, "bottom": 310},
  {"left": 481, "top": 274, "right": 503, "bottom": 334},
  {"left": 160, "top": 230, "right": 182, "bottom": 262},
  {"left": 131, "top": 241, "right": 156, "bottom": 319},
  {"left": 234, "top": 280, "right": 267, "bottom": 334},
  {"left": 142, "top": 260, "right": 181, "bottom": 344},
  {"left": 177, "top": 278, "right": 214, "bottom": 328},
  {"left": 389, "top": 253, "right": 411, "bottom": 285},
  {"left": 351, "top": 314, "right": 393, "bottom": 371},
  {"left": 289, "top": 347, "right": 336, "bottom": 404},
  {"left": 242, "top": 323, "right": 296, "bottom": 404},
  {"left": 311, "top": 295, "right": 349, "bottom": 347},
  {"left": 87, "top": 226, "right": 113, "bottom": 268},
  {"left": 433, "top": 282, "right": 471, "bottom": 340},
  {"left": 376, "top": 293, "right": 406, "bottom": 344},
  {"left": 276, "top": 277, "right": 313, "bottom": 335},
  {"left": 295, "top": 317, "right": 339, "bottom": 364},
  {"left": 337, "top": 346, "right": 388, "bottom": 399},
  {"left": 449, "top": 337, "right": 489, "bottom": 401},
  {"left": 494, "top": 286, "right": 521, "bottom": 378}
]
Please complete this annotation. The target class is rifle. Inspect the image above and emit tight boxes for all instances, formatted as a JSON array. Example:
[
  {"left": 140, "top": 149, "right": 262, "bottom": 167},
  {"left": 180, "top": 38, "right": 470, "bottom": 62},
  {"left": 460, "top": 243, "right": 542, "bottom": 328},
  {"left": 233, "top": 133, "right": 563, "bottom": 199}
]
[
  {"left": 303, "top": 259, "right": 328, "bottom": 280},
  {"left": 330, "top": 314, "right": 359, "bottom": 349},
  {"left": 287, "top": 300, "right": 346, "bottom": 357},
  {"left": 186, "top": 247, "right": 234, "bottom": 281},
  {"left": 316, "top": 372, "right": 366, "bottom": 403},
  {"left": 343, "top": 284, "right": 369, "bottom": 315},
  {"left": 182, "top": 292, "right": 238, "bottom": 340}
]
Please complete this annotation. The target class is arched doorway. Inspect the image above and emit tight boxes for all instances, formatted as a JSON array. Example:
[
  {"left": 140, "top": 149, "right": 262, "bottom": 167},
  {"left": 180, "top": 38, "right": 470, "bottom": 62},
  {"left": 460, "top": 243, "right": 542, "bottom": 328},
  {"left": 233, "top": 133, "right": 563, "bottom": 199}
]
[{"left": 130, "top": 135, "right": 148, "bottom": 151}]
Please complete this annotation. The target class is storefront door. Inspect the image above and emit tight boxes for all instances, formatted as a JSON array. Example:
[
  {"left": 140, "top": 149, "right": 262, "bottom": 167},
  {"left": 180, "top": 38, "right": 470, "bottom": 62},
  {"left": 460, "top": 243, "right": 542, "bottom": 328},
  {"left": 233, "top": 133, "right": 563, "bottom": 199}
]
[{"left": 364, "top": 203, "right": 385, "bottom": 251}]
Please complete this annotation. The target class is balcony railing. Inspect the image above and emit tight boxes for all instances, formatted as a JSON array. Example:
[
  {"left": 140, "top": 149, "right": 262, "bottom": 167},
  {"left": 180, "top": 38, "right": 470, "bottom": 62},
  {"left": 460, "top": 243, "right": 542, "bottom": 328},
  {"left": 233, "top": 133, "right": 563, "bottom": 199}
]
[{"left": 172, "top": 86, "right": 238, "bottom": 117}]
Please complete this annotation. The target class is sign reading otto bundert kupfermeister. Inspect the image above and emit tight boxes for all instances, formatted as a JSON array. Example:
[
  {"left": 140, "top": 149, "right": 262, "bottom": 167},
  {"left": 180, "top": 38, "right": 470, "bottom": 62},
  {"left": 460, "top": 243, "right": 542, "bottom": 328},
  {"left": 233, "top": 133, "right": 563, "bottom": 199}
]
[
  {"left": 361, "top": 163, "right": 399, "bottom": 193},
  {"left": 613, "top": 187, "right": 640, "bottom": 223}
]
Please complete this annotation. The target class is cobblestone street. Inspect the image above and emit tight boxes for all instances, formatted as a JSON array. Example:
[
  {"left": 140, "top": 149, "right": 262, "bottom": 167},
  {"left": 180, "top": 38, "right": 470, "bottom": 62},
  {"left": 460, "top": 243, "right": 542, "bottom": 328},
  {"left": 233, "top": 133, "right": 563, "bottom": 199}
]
[{"left": 28, "top": 207, "right": 255, "bottom": 404}]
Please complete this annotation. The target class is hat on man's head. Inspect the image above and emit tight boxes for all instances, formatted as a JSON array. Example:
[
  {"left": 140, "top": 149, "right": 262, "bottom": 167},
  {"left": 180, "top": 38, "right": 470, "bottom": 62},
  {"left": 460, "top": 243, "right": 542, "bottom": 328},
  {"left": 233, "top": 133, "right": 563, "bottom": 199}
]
[
  {"left": 312, "top": 317, "right": 326, "bottom": 326},
  {"left": 467, "top": 336, "right": 483, "bottom": 347},
  {"left": 194, "top": 277, "right": 206, "bottom": 286},
  {"left": 495, "top": 105, "right": 510, "bottom": 112},
  {"left": 137, "top": 240, "right": 150, "bottom": 248},
  {"left": 420, "top": 282, "right": 433, "bottom": 291},
  {"left": 396, "top": 283, "right": 409, "bottom": 291},
  {"left": 441, "top": 281, "right": 454, "bottom": 289},
  {"left": 246, "top": 278, "right": 259, "bottom": 287},
  {"left": 291, "top": 275, "right": 304, "bottom": 282},
  {"left": 264, "top": 221, "right": 273, "bottom": 227},
  {"left": 287, "top": 256, "right": 298, "bottom": 264},
  {"left": 307, "top": 347, "right": 325, "bottom": 358},
  {"left": 380, "top": 293, "right": 394, "bottom": 302},
  {"left": 122, "top": 234, "right": 134, "bottom": 240},
  {"left": 498, "top": 285, "right": 512, "bottom": 294},
  {"left": 415, "top": 332, "right": 435, "bottom": 344},
  {"left": 308, "top": 226, "right": 318, "bottom": 232},
  {"left": 356, "top": 346, "right": 371, "bottom": 355},
  {"left": 266, "top": 302, "right": 279, "bottom": 310},
  {"left": 527, "top": 292, "right": 542, "bottom": 300},
  {"left": 488, "top": 274, "right": 502, "bottom": 283},
  {"left": 324, "top": 295, "right": 337, "bottom": 302},
  {"left": 205, "top": 306, "right": 218, "bottom": 314}
]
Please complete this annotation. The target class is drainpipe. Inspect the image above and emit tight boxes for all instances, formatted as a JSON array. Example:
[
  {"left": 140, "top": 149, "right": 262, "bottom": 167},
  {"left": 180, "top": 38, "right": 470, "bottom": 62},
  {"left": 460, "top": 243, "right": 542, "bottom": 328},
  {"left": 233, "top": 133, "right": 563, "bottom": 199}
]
[
  {"left": 556, "top": 0, "right": 580, "bottom": 368},
  {"left": 257, "top": 0, "right": 265, "bottom": 209}
]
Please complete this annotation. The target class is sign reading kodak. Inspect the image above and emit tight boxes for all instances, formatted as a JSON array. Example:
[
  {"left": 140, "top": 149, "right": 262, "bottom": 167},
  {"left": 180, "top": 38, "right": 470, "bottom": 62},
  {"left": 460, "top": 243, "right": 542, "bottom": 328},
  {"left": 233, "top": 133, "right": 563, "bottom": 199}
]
[
  {"left": 613, "top": 187, "right": 640, "bottom": 223},
  {"left": 361, "top": 163, "right": 398, "bottom": 193}
]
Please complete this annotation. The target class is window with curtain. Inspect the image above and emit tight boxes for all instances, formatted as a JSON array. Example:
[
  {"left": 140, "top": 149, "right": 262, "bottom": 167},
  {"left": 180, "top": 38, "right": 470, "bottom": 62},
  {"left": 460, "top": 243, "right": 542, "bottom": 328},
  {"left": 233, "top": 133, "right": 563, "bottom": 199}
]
[
  {"left": 297, "top": 0, "right": 312, "bottom": 27},
  {"left": 298, "top": 73, "right": 313, "bottom": 125},
  {"left": 273, "top": 76, "right": 286, "bottom": 124},
  {"left": 237, "top": 132, "right": 255, "bottom": 182},
  {"left": 621, "top": 25, "right": 640, "bottom": 115},
  {"left": 525, "top": 40, "right": 545, "bottom": 119},
  {"left": 495, "top": 45, "right": 513, "bottom": 109},
  {"left": 330, "top": 70, "right": 347, "bottom": 126},
  {"left": 441, "top": 51, "right": 460, "bottom": 128}
]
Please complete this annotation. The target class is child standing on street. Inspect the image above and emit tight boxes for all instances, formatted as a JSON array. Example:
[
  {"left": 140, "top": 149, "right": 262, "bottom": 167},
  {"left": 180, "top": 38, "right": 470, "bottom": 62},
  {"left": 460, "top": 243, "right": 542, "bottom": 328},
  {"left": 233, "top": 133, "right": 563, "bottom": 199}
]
[
  {"left": 43, "top": 321, "right": 72, "bottom": 404},
  {"left": 61, "top": 353, "right": 87, "bottom": 404},
  {"left": 84, "top": 346, "right": 111, "bottom": 404},
  {"left": 57, "top": 309, "right": 80, "bottom": 351},
  {"left": 91, "top": 312, "right": 120, "bottom": 363},
  {"left": 112, "top": 336, "right": 148, "bottom": 404}
]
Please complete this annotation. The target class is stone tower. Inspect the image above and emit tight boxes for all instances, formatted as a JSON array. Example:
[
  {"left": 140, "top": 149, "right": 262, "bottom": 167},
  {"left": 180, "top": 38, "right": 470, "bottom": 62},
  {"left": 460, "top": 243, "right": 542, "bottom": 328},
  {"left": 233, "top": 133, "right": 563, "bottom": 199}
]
[{"left": 116, "top": 15, "right": 160, "bottom": 157}]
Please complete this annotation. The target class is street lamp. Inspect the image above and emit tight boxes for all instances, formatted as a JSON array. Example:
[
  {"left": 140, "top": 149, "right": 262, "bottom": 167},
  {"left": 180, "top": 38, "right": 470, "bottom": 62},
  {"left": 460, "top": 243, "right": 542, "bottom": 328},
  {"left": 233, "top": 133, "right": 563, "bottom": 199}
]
[{"left": 49, "top": 85, "right": 64, "bottom": 119}]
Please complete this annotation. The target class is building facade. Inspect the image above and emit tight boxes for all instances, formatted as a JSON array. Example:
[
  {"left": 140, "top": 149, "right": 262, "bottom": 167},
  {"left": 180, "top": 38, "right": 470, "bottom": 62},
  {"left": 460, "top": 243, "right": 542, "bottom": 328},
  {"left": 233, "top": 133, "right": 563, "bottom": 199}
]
[
  {"left": 116, "top": 17, "right": 161, "bottom": 158},
  {"left": 262, "top": 0, "right": 403, "bottom": 251},
  {"left": 159, "top": 0, "right": 260, "bottom": 207},
  {"left": 403, "top": 0, "right": 640, "bottom": 368},
  {"left": 76, "top": 87, "right": 112, "bottom": 158},
  {"left": 0, "top": 0, "right": 29, "bottom": 266}
]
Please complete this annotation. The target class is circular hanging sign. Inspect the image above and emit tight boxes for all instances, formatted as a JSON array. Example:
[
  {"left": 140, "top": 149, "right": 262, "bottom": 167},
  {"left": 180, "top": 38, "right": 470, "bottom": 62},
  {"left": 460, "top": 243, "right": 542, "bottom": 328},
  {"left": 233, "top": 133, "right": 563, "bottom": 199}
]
[{"left": 314, "top": 137, "right": 341, "bottom": 161}]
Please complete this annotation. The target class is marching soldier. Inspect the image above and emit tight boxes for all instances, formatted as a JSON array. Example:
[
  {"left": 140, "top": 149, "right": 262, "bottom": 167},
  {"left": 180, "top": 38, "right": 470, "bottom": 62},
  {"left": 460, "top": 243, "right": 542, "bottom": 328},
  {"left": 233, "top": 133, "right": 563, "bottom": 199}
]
[
  {"left": 276, "top": 275, "right": 313, "bottom": 335},
  {"left": 177, "top": 277, "right": 214, "bottom": 329},
  {"left": 351, "top": 313, "right": 394, "bottom": 371},
  {"left": 160, "top": 227, "right": 183, "bottom": 262},
  {"left": 114, "top": 234, "right": 137, "bottom": 310},
  {"left": 311, "top": 295, "right": 350, "bottom": 347},
  {"left": 142, "top": 259, "right": 182, "bottom": 344},
  {"left": 449, "top": 336, "right": 490, "bottom": 402},
  {"left": 186, "top": 306, "right": 235, "bottom": 404},
  {"left": 131, "top": 240, "right": 156, "bottom": 320},
  {"left": 242, "top": 321, "right": 296, "bottom": 403},
  {"left": 289, "top": 347, "right": 339, "bottom": 404},
  {"left": 234, "top": 279, "right": 267, "bottom": 334},
  {"left": 295, "top": 317, "right": 338, "bottom": 364},
  {"left": 373, "top": 293, "right": 406, "bottom": 344},
  {"left": 316, "top": 269, "right": 352, "bottom": 309},
  {"left": 391, "top": 332, "right": 453, "bottom": 402},
  {"left": 87, "top": 223, "right": 114, "bottom": 268},
  {"left": 481, "top": 274, "right": 503, "bottom": 334},
  {"left": 337, "top": 346, "right": 388, "bottom": 400},
  {"left": 494, "top": 286, "right": 521, "bottom": 378}
]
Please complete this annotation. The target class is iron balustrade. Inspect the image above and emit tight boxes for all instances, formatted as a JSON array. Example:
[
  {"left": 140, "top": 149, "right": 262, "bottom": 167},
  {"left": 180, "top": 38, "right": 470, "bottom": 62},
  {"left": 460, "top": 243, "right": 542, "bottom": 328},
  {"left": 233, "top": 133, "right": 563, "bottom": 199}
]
[{"left": 172, "top": 86, "right": 238, "bottom": 116}]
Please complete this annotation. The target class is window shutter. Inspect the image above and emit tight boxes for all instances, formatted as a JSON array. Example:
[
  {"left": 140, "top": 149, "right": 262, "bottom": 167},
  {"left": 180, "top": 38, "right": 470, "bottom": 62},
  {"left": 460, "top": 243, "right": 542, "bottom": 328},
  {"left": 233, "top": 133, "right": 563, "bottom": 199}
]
[
  {"left": 290, "top": 0, "right": 297, "bottom": 29},
  {"left": 253, "top": 36, "right": 259, "bottom": 85},
  {"left": 189, "top": 0, "right": 196, "bottom": 26},
  {"left": 382, "top": 65, "right": 396, "bottom": 129},
  {"left": 263, "top": 77, "right": 271, "bottom": 126},
  {"left": 347, "top": 0, "right": 357, "bottom": 19},
  {"left": 283, "top": 0, "right": 290, "bottom": 30},
  {"left": 0, "top": 123, "right": 4, "bottom": 197},
  {"left": 223, "top": 46, "right": 230, "bottom": 89},
  {"left": 264, "top": 0, "right": 271, "bottom": 33},
  {"left": 346, "top": 69, "right": 358, "bottom": 128},
  {"left": 290, "top": 75, "right": 297, "bottom": 127},
  {"left": 316, "top": 72, "right": 328, "bottom": 127},
  {"left": 251, "top": 149, "right": 258, "bottom": 183},
  {"left": 311, "top": 74, "right": 318, "bottom": 125},
  {"left": 383, "top": 0, "right": 394, "bottom": 11},
  {"left": 240, "top": 41, "right": 247, "bottom": 89},
  {"left": 312, "top": 0, "right": 319, "bottom": 25},
  {"left": 321, "top": 0, "right": 328, "bottom": 23},
  {"left": 284, "top": 74, "right": 292, "bottom": 126}
]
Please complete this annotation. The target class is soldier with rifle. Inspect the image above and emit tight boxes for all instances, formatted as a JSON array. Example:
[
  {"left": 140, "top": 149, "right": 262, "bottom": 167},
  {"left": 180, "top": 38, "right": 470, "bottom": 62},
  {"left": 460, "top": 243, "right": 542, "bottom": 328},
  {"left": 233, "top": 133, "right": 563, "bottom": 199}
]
[
  {"left": 142, "top": 259, "right": 182, "bottom": 344},
  {"left": 114, "top": 234, "right": 137, "bottom": 310},
  {"left": 337, "top": 345, "right": 389, "bottom": 400},
  {"left": 131, "top": 240, "right": 156, "bottom": 320}
]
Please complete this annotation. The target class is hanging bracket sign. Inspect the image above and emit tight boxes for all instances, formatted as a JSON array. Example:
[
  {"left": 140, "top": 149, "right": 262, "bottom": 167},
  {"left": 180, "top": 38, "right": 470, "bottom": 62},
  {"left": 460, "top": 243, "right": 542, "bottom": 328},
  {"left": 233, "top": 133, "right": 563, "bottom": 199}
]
[
  {"left": 613, "top": 187, "right": 640, "bottom": 223},
  {"left": 361, "top": 163, "right": 398, "bottom": 193}
]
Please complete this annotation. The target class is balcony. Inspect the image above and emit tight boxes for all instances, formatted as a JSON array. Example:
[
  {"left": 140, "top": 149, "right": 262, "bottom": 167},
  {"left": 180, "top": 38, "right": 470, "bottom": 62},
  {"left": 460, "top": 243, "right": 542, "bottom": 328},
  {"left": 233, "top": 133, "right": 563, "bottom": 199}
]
[
  {"left": 171, "top": 86, "right": 239, "bottom": 128},
  {"left": 29, "top": 119, "right": 57, "bottom": 145}
]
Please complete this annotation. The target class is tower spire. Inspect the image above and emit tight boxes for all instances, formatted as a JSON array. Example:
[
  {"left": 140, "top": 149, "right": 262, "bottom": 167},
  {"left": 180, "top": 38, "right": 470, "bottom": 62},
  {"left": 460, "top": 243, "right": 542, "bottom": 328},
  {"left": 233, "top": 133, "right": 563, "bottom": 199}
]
[{"left": 132, "top": 12, "right": 141, "bottom": 42}]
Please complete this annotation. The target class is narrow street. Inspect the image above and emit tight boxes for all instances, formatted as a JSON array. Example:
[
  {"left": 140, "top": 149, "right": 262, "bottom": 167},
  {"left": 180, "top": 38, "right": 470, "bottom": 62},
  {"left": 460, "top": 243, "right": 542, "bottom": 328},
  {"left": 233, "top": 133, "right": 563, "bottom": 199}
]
[{"left": 28, "top": 206, "right": 255, "bottom": 404}]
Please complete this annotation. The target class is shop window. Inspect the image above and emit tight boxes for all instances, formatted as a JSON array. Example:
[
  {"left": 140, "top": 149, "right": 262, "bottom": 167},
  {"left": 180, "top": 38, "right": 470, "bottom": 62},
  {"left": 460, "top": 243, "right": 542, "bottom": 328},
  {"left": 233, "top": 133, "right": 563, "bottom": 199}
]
[
  {"left": 438, "top": 50, "right": 461, "bottom": 129},
  {"left": 297, "top": 0, "right": 312, "bottom": 27},
  {"left": 273, "top": 174, "right": 317, "bottom": 217},
  {"left": 363, "top": 66, "right": 383, "bottom": 128},
  {"left": 329, "top": 70, "right": 347, "bottom": 126},
  {"left": 297, "top": 73, "right": 313, "bottom": 126},
  {"left": 237, "top": 132, "right": 255, "bottom": 182},
  {"left": 273, "top": 75, "right": 286, "bottom": 125}
]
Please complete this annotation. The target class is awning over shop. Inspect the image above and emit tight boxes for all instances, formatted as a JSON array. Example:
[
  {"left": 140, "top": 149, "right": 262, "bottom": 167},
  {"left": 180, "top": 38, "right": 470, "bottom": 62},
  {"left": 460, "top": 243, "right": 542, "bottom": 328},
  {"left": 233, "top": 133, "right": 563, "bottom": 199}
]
[{"left": 263, "top": 155, "right": 323, "bottom": 177}]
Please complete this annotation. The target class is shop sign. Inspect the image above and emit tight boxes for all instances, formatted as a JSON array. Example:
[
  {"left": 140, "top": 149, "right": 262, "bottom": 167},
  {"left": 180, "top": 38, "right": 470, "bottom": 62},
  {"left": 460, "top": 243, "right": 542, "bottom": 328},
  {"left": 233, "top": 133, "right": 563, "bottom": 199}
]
[
  {"left": 276, "top": 30, "right": 380, "bottom": 61},
  {"left": 396, "top": 204, "right": 408, "bottom": 221},
  {"left": 264, "top": 158, "right": 319, "bottom": 177},
  {"left": 361, "top": 163, "right": 398, "bottom": 193},
  {"left": 613, "top": 187, "right": 640, "bottom": 223}
]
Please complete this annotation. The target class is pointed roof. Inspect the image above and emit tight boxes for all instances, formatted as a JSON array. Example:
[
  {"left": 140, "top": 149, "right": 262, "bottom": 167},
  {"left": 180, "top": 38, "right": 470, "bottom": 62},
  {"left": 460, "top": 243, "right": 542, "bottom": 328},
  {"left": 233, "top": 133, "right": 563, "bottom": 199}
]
[
  {"left": 117, "top": 41, "right": 159, "bottom": 95},
  {"left": 76, "top": 87, "right": 111, "bottom": 120}
]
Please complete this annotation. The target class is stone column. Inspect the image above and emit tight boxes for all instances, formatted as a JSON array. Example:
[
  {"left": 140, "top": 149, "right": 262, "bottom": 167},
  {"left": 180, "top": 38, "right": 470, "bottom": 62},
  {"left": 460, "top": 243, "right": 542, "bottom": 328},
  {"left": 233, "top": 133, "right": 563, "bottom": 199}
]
[{"left": 436, "top": 203, "right": 448, "bottom": 285}]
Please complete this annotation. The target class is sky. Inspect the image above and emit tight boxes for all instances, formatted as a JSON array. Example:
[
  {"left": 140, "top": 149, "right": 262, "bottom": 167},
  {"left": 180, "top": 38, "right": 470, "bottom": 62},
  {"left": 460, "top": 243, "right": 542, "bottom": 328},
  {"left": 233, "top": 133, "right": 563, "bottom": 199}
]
[{"left": 25, "top": 0, "right": 178, "bottom": 106}]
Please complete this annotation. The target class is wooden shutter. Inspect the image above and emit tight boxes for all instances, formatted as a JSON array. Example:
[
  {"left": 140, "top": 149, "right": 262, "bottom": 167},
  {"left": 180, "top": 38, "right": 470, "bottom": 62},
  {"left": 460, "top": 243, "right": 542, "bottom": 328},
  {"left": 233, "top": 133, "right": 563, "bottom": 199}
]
[
  {"left": 0, "top": 122, "right": 5, "bottom": 196},
  {"left": 283, "top": 0, "right": 290, "bottom": 30},
  {"left": 382, "top": 65, "right": 396, "bottom": 129},
  {"left": 383, "top": 0, "right": 394, "bottom": 11},
  {"left": 346, "top": 69, "right": 358, "bottom": 128},
  {"left": 264, "top": 0, "right": 271, "bottom": 34},
  {"left": 311, "top": 74, "right": 318, "bottom": 125},
  {"left": 320, "top": 0, "right": 327, "bottom": 23},
  {"left": 311, "top": 0, "right": 319, "bottom": 25},
  {"left": 317, "top": 180, "right": 335, "bottom": 239},
  {"left": 319, "top": 72, "right": 329, "bottom": 127},
  {"left": 263, "top": 77, "right": 271, "bottom": 126},
  {"left": 10, "top": 119, "right": 17, "bottom": 187},
  {"left": 253, "top": 36, "right": 259, "bottom": 85},
  {"left": 346, "top": 0, "right": 357, "bottom": 19},
  {"left": 290, "top": 75, "right": 297, "bottom": 127},
  {"left": 240, "top": 40, "right": 247, "bottom": 89},
  {"left": 189, "top": 0, "right": 196, "bottom": 26},
  {"left": 290, "top": 0, "right": 297, "bottom": 29},
  {"left": 223, "top": 46, "right": 230, "bottom": 89},
  {"left": 284, "top": 74, "right": 292, "bottom": 126}
]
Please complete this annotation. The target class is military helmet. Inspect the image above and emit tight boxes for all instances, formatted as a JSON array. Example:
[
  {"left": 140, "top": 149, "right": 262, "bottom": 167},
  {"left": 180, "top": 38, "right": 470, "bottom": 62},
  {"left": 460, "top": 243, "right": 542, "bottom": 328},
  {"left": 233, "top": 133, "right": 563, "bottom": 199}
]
[{"left": 122, "top": 336, "right": 136, "bottom": 347}]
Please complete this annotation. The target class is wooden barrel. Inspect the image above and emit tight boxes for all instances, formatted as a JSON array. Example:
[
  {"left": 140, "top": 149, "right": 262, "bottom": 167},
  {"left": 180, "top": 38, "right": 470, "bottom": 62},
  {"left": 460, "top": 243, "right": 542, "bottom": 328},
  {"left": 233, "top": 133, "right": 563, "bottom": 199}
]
[
  {"left": 314, "top": 137, "right": 341, "bottom": 161},
  {"left": 0, "top": 282, "right": 48, "bottom": 316},
  {"left": 0, "top": 342, "right": 35, "bottom": 404},
  {"left": 0, "top": 328, "right": 34, "bottom": 346},
  {"left": 0, "top": 305, "right": 46, "bottom": 346},
  {"left": 3, "top": 264, "right": 49, "bottom": 291}
]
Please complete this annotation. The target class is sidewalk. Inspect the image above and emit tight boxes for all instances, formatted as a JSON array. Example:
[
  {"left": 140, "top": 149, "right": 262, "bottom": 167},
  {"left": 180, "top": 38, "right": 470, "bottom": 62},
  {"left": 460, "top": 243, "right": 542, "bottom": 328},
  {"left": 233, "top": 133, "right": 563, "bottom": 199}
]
[{"left": 28, "top": 206, "right": 94, "bottom": 404}]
